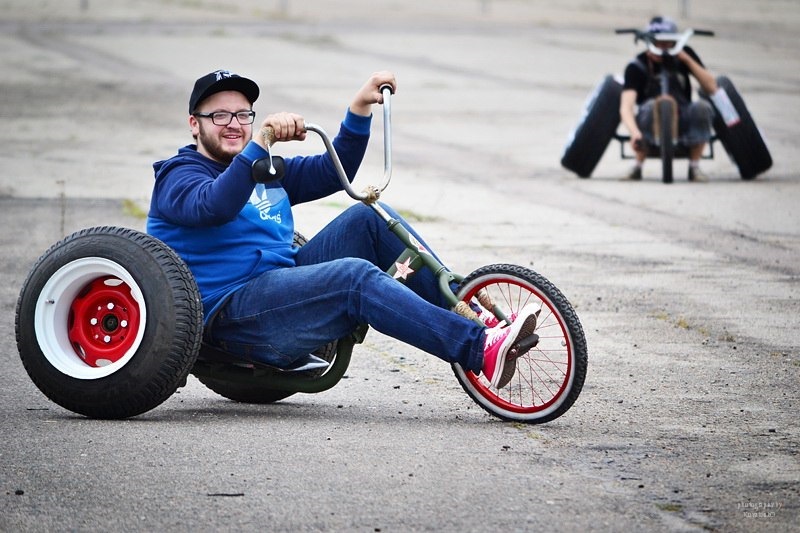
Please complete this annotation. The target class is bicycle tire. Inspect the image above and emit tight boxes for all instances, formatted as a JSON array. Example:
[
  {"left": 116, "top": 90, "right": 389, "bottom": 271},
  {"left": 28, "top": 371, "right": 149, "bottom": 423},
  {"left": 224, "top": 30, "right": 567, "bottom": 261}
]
[
  {"left": 452, "top": 264, "right": 588, "bottom": 424},
  {"left": 658, "top": 98, "right": 675, "bottom": 183}
]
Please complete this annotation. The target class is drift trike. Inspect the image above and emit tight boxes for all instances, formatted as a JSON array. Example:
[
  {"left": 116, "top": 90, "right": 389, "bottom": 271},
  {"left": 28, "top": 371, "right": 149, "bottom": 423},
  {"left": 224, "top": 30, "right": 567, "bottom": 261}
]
[
  {"left": 561, "top": 27, "right": 772, "bottom": 182},
  {"left": 16, "top": 87, "right": 588, "bottom": 424}
]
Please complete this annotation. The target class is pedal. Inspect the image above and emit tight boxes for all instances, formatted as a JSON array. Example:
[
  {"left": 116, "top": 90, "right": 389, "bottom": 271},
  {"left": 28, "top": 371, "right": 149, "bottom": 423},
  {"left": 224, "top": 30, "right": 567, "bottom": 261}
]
[{"left": 511, "top": 333, "right": 540, "bottom": 355}]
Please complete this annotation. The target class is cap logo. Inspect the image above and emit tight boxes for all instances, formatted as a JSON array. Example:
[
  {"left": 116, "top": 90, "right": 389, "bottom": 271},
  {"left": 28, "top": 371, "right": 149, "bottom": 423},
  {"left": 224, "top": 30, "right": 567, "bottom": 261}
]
[{"left": 214, "top": 69, "right": 236, "bottom": 81}]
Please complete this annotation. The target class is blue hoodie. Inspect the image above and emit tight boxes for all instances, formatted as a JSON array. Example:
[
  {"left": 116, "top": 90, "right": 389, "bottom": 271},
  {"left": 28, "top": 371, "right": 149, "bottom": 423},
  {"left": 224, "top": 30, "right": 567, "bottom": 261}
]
[{"left": 147, "top": 110, "right": 371, "bottom": 322}]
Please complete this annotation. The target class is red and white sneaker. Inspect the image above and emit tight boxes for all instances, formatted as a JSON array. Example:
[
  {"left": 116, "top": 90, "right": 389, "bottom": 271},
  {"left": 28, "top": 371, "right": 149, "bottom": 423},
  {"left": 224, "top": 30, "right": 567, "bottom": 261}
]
[
  {"left": 478, "top": 310, "right": 501, "bottom": 328},
  {"left": 477, "top": 310, "right": 516, "bottom": 328},
  {"left": 481, "top": 305, "right": 540, "bottom": 389}
]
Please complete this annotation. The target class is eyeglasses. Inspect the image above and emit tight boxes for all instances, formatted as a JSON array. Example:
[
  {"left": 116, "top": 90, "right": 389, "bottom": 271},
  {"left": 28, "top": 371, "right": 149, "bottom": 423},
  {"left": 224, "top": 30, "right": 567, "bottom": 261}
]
[{"left": 194, "top": 110, "right": 256, "bottom": 126}]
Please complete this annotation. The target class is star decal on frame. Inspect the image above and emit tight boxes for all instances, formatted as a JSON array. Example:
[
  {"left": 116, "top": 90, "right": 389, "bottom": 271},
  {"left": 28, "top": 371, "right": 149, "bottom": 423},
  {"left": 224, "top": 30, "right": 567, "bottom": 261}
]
[{"left": 393, "top": 257, "right": 415, "bottom": 280}]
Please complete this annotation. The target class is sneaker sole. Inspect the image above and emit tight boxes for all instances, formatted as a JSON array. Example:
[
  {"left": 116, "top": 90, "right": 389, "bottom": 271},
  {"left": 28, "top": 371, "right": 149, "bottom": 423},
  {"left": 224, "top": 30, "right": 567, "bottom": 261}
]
[{"left": 494, "top": 310, "right": 539, "bottom": 389}]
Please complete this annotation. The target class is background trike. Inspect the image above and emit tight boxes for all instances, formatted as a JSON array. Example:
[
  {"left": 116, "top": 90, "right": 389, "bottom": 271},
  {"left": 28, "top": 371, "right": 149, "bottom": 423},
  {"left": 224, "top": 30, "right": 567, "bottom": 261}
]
[{"left": 561, "top": 27, "right": 772, "bottom": 182}]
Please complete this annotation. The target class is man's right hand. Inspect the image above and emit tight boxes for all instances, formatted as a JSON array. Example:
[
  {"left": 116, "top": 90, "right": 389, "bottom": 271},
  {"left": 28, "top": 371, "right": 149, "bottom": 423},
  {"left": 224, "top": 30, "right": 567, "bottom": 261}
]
[
  {"left": 630, "top": 131, "right": 645, "bottom": 155},
  {"left": 255, "top": 112, "right": 307, "bottom": 149}
]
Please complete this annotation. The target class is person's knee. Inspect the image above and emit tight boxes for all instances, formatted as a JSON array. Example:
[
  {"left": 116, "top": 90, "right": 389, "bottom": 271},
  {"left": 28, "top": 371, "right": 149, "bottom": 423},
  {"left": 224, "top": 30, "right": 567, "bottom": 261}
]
[
  {"left": 336, "top": 257, "right": 383, "bottom": 284},
  {"left": 345, "top": 203, "right": 376, "bottom": 222},
  {"left": 689, "top": 100, "right": 713, "bottom": 122},
  {"left": 339, "top": 203, "right": 383, "bottom": 235},
  {"left": 636, "top": 99, "right": 656, "bottom": 139},
  {"left": 637, "top": 99, "right": 656, "bottom": 123}
]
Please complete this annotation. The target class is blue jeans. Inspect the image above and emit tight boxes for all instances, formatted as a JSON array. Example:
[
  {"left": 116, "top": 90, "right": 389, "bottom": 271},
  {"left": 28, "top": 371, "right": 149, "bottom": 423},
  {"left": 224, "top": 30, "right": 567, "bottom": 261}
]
[
  {"left": 204, "top": 203, "right": 485, "bottom": 372},
  {"left": 637, "top": 98, "right": 713, "bottom": 147}
]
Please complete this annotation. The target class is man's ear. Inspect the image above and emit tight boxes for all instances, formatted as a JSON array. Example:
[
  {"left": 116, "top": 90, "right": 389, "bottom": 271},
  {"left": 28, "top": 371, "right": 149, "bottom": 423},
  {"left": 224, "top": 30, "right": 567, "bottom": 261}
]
[{"left": 189, "top": 115, "right": 200, "bottom": 137}]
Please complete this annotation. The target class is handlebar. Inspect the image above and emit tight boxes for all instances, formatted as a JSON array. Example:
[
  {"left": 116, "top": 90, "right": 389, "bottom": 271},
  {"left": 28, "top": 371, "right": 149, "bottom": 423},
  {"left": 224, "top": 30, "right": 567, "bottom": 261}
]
[
  {"left": 305, "top": 85, "right": 394, "bottom": 202},
  {"left": 255, "top": 85, "right": 394, "bottom": 202},
  {"left": 616, "top": 27, "right": 714, "bottom": 56}
]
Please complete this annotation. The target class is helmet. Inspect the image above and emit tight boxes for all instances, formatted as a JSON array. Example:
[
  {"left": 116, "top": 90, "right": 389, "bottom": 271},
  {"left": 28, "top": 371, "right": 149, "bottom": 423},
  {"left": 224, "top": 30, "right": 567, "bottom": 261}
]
[{"left": 647, "top": 16, "right": 678, "bottom": 35}]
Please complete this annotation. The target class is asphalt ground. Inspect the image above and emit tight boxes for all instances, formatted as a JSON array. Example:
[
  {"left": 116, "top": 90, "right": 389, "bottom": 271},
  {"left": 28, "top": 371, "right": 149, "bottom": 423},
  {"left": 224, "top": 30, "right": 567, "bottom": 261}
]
[{"left": 1, "top": 1, "right": 798, "bottom": 532}]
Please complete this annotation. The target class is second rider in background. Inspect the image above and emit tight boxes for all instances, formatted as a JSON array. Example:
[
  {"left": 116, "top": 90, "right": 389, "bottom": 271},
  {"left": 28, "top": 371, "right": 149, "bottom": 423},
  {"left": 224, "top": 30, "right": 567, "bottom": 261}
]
[{"left": 619, "top": 16, "right": 718, "bottom": 182}]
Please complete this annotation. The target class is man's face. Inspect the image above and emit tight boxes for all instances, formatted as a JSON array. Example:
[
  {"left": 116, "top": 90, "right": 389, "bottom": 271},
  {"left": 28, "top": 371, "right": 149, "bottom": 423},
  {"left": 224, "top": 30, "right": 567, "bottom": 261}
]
[{"left": 190, "top": 90, "right": 253, "bottom": 164}]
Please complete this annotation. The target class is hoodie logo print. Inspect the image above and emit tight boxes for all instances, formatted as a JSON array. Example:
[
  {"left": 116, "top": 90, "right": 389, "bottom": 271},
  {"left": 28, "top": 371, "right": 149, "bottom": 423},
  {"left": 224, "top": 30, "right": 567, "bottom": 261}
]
[{"left": 250, "top": 185, "right": 282, "bottom": 223}]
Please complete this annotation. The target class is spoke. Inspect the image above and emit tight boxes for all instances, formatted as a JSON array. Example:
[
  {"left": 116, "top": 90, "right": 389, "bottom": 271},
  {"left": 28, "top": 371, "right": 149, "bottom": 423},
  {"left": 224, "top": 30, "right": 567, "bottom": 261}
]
[
  {"left": 517, "top": 362, "right": 544, "bottom": 406},
  {"left": 530, "top": 359, "right": 561, "bottom": 400}
]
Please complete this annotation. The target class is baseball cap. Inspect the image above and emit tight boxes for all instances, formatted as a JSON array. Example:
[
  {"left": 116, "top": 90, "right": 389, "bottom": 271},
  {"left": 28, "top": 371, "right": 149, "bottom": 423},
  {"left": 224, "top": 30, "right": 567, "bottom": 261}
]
[
  {"left": 189, "top": 70, "right": 259, "bottom": 113},
  {"left": 646, "top": 16, "right": 678, "bottom": 35}
]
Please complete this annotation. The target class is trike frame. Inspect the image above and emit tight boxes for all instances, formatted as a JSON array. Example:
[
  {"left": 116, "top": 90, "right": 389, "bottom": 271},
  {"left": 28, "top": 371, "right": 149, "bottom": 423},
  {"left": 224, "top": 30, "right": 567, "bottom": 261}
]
[{"left": 17, "top": 87, "right": 587, "bottom": 423}]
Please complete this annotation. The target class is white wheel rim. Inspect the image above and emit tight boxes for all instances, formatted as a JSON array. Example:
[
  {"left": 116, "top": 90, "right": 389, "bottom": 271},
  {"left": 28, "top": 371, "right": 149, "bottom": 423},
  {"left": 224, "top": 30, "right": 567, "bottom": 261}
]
[{"left": 34, "top": 257, "right": 147, "bottom": 380}]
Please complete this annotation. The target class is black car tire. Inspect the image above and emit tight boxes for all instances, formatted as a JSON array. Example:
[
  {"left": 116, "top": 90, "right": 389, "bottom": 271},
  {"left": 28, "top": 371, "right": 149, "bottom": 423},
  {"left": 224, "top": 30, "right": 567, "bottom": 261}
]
[
  {"left": 561, "top": 75, "right": 623, "bottom": 178},
  {"left": 707, "top": 76, "right": 772, "bottom": 180},
  {"left": 15, "top": 227, "right": 203, "bottom": 419}
]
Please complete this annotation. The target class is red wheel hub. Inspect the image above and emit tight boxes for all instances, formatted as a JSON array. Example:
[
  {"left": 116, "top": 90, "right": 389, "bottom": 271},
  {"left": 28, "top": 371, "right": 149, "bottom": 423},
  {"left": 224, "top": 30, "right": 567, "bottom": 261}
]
[{"left": 67, "top": 276, "right": 141, "bottom": 367}]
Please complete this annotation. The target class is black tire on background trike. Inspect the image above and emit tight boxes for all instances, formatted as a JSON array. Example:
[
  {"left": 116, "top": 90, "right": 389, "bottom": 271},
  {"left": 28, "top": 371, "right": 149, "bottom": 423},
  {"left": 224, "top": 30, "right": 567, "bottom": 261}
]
[
  {"left": 707, "top": 76, "right": 772, "bottom": 180},
  {"left": 561, "top": 75, "right": 623, "bottom": 178},
  {"left": 452, "top": 264, "right": 588, "bottom": 424},
  {"left": 192, "top": 231, "right": 344, "bottom": 404},
  {"left": 15, "top": 226, "right": 203, "bottom": 419}
]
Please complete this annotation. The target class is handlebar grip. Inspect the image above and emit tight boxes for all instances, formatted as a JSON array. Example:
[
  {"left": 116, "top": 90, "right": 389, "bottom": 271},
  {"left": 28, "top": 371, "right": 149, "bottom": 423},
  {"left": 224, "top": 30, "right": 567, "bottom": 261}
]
[
  {"left": 694, "top": 29, "right": 715, "bottom": 36},
  {"left": 379, "top": 83, "right": 394, "bottom": 96},
  {"left": 615, "top": 28, "right": 639, "bottom": 34},
  {"left": 260, "top": 126, "right": 276, "bottom": 147}
]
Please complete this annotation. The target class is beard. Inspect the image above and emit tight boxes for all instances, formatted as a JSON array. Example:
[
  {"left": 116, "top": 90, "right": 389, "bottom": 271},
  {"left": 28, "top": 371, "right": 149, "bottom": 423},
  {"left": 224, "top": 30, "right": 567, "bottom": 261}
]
[{"left": 196, "top": 122, "right": 252, "bottom": 164}]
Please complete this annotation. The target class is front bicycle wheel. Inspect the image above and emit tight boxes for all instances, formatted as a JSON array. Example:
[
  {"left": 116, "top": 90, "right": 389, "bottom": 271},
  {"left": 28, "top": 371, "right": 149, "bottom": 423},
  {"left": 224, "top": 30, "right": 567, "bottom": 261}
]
[
  {"left": 658, "top": 98, "right": 675, "bottom": 183},
  {"left": 453, "top": 264, "right": 587, "bottom": 424}
]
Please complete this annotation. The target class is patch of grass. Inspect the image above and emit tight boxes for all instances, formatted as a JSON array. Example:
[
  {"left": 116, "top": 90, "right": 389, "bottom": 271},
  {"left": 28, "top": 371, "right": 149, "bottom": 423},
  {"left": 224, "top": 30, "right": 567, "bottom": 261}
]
[
  {"left": 652, "top": 311, "right": 710, "bottom": 335},
  {"left": 320, "top": 200, "right": 350, "bottom": 210},
  {"left": 656, "top": 502, "right": 683, "bottom": 513},
  {"left": 510, "top": 422, "right": 549, "bottom": 442},
  {"left": 651, "top": 310, "right": 669, "bottom": 321},
  {"left": 396, "top": 208, "right": 441, "bottom": 223},
  {"left": 122, "top": 199, "right": 147, "bottom": 220}
]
